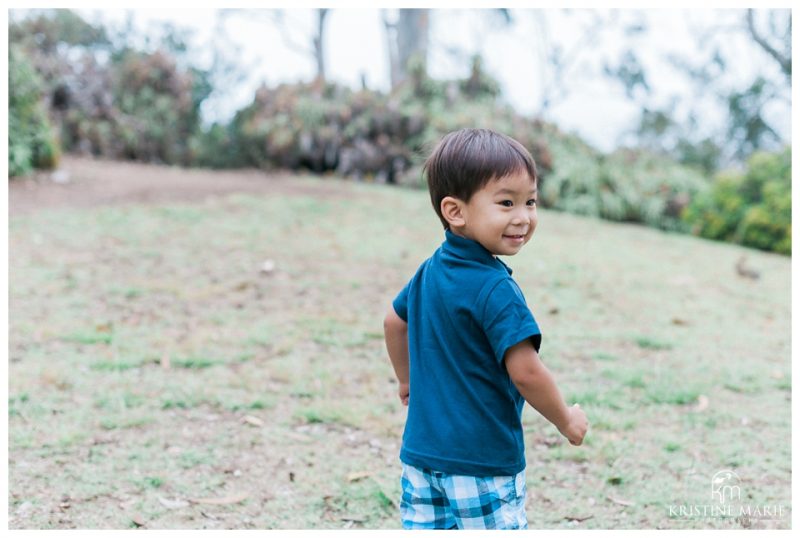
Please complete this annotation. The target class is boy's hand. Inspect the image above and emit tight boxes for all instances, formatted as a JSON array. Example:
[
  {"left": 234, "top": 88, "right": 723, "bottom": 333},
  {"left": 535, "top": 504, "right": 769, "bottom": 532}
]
[
  {"left": 558, "top": 404, "right": 588, "bottom": 446},
  {"left": 398, "top": 383, "right": 409, "bottom": 406}
]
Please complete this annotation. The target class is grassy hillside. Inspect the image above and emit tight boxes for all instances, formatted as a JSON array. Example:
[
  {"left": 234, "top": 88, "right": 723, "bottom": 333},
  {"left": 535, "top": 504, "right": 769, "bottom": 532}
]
[{"left": 8, "top": 167, "right": 791, "bottom": 529}]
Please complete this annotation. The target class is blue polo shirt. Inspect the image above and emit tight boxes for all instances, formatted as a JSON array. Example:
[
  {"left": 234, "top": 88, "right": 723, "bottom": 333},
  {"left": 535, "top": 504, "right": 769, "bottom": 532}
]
[{"left": 392, "top": 230, "right": 541, "bottom": 477}]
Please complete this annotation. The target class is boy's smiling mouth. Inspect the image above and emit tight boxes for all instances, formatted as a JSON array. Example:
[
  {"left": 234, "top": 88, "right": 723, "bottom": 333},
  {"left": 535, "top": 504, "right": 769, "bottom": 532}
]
[{"left": 503, "top": 234, "right": 526, "bottom": 243}]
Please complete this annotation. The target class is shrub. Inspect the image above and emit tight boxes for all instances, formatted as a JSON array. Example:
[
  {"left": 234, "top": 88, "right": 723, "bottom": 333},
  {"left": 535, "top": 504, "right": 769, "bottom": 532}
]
[
  {"left": 188, "top": 123, "right": 243, "bottom": 169},
  {"left": 683, "top": 147, "right": 791, "bottom": 254},
  {"left": 11, "top": 10, "right": 209, "bottom": 167},
  {"left": 540, "top": 142, "right": 709, "bottom": 231},
  {"left": 108, "top": 49, "right": 209, "bottom": 164},
  {"left": 232, "top": 81, "right": 425, "bottom": 182},
  {"left": 8, "top": 45, "right": 59, "bottom": 177},
  {"left": 52, "top": 48, "right": 210, "bottom": 165}
]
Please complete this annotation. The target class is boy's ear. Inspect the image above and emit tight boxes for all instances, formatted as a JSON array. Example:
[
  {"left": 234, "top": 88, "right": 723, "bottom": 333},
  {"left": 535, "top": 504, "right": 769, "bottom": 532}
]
[{"left": 440, "top": 196, "right": 466, "bottom": 229}]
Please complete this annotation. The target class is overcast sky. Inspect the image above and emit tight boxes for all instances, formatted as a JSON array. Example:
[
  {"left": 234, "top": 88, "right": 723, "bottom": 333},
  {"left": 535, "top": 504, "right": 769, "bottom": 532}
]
[{"left": 74, "top": 7, "right": 791, "bottom": 153}]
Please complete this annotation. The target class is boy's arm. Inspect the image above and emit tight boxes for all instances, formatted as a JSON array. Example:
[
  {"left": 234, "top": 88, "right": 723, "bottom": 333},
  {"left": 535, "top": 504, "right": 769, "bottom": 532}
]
[
  {"left": 383, "top": 307, "right": 410, "bottom": 406},
  {"left": 504, "top": 339, "right": 588, "bottom": 445}
]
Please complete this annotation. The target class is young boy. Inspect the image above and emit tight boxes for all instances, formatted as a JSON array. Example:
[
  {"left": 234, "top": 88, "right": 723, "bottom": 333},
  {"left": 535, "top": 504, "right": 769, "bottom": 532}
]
[{"left": 383, "top": 128, "right": 588, "bottom": 530}]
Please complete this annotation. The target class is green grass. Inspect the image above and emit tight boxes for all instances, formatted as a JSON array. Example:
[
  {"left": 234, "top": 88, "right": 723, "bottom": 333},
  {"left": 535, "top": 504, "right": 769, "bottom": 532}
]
[
  {"left": 64, "top": 330, "right": 114, "bottom": 345},
  {"left": 140, "top": 477, "right": 164, "bottom": 489},
  {"left": 170, "top": 357, "right": 222, "bottom": 369},
  {"left": 633, "top": 335, "right": 673, "bottom": 350},
  {"left": 90, "top": 359, "right": 146, "bottom": 371},
  {"left": 227, "top": 400, "right": 272, "bottom": 411},
  {"left": 8, "top": 165, "right": 791, "bottom": 530},
  {"left": 645, "top": 379, "right": 704, "bottom": 405}
]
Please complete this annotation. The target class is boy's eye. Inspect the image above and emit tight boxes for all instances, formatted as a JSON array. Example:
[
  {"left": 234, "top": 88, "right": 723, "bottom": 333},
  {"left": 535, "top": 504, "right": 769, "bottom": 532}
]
[
  {"left": 499, "top": 200, "right": 513, "bottom": 207},
  {"left": 527, "top": 199, "right": 537, "bottom": 206}
]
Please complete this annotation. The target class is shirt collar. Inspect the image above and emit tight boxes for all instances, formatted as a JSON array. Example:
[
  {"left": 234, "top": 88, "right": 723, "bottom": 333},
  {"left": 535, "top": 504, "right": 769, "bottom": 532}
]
[{"left": 442, "top": 229, "right": 513, "bottom": 275}]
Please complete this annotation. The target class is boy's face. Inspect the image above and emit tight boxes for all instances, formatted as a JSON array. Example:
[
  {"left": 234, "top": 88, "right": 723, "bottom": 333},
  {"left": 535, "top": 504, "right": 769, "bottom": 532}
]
[{"left": 452, "top": 171, "right": 538, "bottom": 256}]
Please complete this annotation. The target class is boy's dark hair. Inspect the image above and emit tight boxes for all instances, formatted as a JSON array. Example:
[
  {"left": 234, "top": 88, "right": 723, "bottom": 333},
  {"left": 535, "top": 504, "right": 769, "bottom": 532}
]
[{"left": 423, "top": 128, "right": 538, "bottom": 230}]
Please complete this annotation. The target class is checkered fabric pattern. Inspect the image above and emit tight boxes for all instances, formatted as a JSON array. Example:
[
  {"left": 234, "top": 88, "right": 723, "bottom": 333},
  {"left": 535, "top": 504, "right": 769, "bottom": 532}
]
[{"left": 400, "top": 463, "right": 528, "bottom": 530}]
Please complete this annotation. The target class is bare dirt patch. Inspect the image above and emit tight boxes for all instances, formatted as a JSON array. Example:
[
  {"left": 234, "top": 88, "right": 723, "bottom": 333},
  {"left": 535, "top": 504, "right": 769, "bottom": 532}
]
[{"left": 9, "top": 156, "right": 352, "bottom": 216}]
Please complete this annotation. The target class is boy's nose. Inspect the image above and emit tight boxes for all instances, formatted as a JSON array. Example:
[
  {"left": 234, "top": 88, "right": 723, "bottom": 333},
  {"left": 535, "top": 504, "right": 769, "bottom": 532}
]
[{"left": 512, "top": 211, "right": 530, "bottom": 225}]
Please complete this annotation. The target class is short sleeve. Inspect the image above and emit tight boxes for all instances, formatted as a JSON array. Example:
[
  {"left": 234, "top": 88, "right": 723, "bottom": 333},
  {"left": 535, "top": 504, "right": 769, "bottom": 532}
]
[
  {"left": 392, "top": 279, "right": 411, "bottom": 322},
  {"left": 481, "top": 278, "right": 541, "bottom": 363}
]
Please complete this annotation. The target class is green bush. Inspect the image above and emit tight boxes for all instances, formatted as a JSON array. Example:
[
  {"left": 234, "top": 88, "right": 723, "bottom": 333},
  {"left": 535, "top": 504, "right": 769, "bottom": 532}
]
[
  {"left": 683, "top": 148, "right": 791, "bottom": 254},
  {"left": 540, "top": 143, "right": 709, "bottom": 231},
  {"left": 226, "top": 57, "right": 554, "bottom": 184},
  {"left": 222, "top": 61, "right": 714, "bottom": 235},
  {"left": 8, "top": 46, "right": 59, "bottom": 177},
  {"left": 231, "top": 81, "right": 426, "bottom": 181},
  {"left": 106, "top": 49, "right": 209, "bottom": 164},
  {"left": 188, "top": 123, "right": 244, "bottom": 169},
  {"left": 11, "top": 10, "right": 209, "bottom": 168},
  {"left": 56, "top": 49, "right": 209, "bottom": 165}
]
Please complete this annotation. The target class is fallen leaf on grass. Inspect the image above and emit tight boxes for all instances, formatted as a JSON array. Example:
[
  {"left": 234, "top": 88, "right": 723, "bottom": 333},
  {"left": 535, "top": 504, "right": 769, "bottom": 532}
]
[
  {"left": 189, "top": 492, "right": 249, "bottom": 505},
  {"left": 158, "top": 496, "right": 189, "bottom": 509},
  {"left": 693, "top": 395, "right": 709, "bottom": 412},
  {"left": 96, "top": 322, "right": 114, "bottom": 333},
  {"left": 130, "top": 513, "right": 146, "bottom": 527},
  {"left": 347, "top": 471, "right": 372, "bottom": 482},
  {"left": 241, "top": 415, "right": 264, "bottom": 427},
  {"left": 607, "top": 495, "right": 635, "bottom": 507}
]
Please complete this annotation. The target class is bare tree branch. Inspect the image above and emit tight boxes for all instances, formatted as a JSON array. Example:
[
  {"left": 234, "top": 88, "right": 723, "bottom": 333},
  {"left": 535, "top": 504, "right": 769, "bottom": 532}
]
[
  {"left": 536, "top": 10, "right": 612, "bottom": 115},
  {"left": 746, "top": 9, "right": 791, "bottom": 78}
]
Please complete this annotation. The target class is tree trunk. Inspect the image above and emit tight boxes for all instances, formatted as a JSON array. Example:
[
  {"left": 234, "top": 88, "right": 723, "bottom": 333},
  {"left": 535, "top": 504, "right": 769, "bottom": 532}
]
[
  {"left": 313, "top": 8, "right": 329, "bottom": 82},
  {"left": 385, "top": 9, "right": 429, "bottom": 89}
]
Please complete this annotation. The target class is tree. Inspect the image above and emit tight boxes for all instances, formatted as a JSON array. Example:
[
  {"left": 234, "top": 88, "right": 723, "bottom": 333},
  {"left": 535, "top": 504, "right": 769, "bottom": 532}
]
[{"left": 606, "top": 9, "right": 791, "bottom": 170}]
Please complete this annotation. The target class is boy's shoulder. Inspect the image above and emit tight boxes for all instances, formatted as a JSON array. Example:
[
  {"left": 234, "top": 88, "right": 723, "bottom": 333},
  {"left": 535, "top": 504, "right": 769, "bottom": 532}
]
[{"left": 476, "top": 272, "right": 529, "bottom": 317}]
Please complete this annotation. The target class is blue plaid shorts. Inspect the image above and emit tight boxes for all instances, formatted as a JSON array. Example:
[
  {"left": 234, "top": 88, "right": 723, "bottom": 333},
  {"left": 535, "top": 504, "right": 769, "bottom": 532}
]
[{"left": 400, "top": 462, "right": 528, "bottom": 529}]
